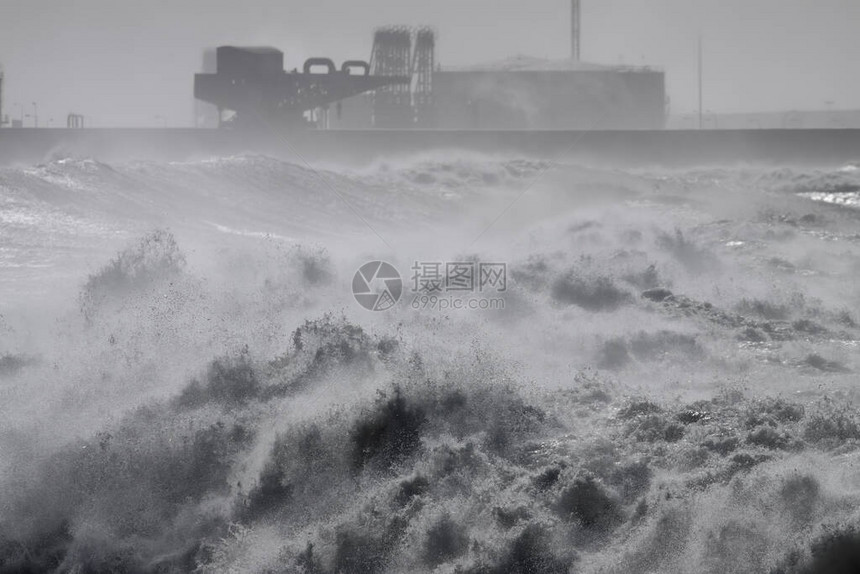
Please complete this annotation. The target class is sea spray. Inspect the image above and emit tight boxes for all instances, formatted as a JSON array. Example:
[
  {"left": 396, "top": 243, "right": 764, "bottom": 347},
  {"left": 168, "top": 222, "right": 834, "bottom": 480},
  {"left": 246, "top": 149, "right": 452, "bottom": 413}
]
[{"left": 1, "top": 155, "right": 860, "bottom": 572}]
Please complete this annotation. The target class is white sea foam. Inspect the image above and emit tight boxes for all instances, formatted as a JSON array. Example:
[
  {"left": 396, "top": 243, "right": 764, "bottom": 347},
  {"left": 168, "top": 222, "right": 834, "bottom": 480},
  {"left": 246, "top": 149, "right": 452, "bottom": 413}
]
[{"left": 0, "top": 154, "right": 859, "bottom": 573}]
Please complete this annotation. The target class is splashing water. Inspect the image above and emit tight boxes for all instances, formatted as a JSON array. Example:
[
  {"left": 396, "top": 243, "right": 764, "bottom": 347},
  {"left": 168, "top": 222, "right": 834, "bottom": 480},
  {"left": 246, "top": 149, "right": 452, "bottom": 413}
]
[{"left": 2, "top": 153, "right": 860, "bottom": 573}]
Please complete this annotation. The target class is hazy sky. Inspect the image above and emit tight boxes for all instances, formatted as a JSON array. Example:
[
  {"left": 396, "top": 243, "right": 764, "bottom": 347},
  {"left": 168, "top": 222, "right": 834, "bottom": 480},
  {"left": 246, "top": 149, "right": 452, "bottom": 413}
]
[{"left": 2, "top": 0, "right": 859, "bottom": 126}]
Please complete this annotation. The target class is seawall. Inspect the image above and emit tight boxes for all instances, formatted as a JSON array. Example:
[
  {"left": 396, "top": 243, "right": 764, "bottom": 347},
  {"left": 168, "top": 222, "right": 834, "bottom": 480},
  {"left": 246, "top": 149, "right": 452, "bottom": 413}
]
[{"left": 1, "top": 127, "right": 859, "bottom": 167}]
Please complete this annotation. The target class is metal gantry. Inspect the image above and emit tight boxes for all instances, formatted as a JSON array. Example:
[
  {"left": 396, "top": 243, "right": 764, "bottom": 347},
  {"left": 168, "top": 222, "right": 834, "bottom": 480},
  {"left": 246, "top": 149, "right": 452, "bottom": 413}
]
[
  {"left": 194, "top": 46, "right": 408, "bottom": 130},
  {"left": 412, "top": 27, "right": 436, "bottom": 127},
  {"left": 369, "top": 26, "right": 438, "bottom": 128},
  {"left": 370, "top": 26, "right": 414, "bottom": 127}
]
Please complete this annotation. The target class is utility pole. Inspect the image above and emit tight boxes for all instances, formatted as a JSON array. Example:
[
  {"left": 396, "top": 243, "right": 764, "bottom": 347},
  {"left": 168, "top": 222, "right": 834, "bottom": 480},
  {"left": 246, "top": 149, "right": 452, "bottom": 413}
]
[{"left": 698, "top": 34, "right": 703, "bottom": 130}]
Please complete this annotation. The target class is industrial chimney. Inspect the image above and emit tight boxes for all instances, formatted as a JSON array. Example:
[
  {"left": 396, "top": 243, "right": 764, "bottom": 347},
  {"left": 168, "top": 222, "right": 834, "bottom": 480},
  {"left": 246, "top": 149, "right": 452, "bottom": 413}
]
[{"left": 571, "top": 0, "right": 581, "bottom": 61}]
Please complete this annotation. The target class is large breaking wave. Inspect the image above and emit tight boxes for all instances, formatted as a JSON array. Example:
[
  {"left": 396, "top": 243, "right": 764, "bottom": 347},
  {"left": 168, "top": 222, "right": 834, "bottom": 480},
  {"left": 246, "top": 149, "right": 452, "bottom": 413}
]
[{"left": 2, "top": 154, "right": 860, "bottom": 573}]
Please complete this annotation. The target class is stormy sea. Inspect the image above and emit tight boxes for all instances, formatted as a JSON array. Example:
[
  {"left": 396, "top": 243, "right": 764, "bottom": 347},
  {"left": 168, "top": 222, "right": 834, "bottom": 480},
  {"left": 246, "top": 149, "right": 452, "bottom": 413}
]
[{"left": 2, "top": 153, "right": 860, "bottom": 573}]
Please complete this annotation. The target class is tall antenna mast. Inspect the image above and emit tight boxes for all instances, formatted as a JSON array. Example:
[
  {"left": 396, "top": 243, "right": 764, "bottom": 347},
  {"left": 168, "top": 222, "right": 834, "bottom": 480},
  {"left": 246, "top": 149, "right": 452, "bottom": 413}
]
[
  {"left": 571, "top": 0, "right": 581, "bottom": 61},
  {"left": 698, "top": 33, "right": 703, "bottom": 129}
]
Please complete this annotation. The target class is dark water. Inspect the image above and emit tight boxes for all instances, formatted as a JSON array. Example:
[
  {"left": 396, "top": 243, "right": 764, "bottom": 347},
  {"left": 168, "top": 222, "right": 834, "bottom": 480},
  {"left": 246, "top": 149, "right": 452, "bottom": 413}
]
[{"left": 1, "top": 155, "right": 860, "bottom": 573}]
